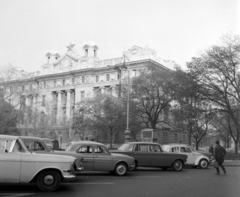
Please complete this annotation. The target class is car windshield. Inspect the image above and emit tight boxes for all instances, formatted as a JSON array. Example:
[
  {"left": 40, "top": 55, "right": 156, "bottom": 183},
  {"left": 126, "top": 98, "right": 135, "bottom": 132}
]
[
  {"left": 66, "top": 144, "right": 81, "bottom": 152},
  {"left": 118, "top": 143, "right": 134, "bottom": 151}
]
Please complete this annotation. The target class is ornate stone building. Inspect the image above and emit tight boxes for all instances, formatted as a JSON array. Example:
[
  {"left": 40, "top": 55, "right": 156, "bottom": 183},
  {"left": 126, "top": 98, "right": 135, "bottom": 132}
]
[{"left": 6, "top": 41, "right": 195, "bottom": 145}]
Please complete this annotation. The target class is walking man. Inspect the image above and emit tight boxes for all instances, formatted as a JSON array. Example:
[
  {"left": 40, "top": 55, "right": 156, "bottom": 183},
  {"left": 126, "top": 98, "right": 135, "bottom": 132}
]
[{"left": 213, "top": 140, "right": 227, "bottom": 175}]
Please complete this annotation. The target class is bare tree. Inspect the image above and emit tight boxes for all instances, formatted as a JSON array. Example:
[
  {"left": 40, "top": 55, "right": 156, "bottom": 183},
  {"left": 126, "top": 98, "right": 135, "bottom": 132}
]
[
  {"left": 73, "top": 94, "right": 126, "bottom": 147},
  {"left": 0, "top": 65, "right": 26, "bottom": 134},
  {"left": 188, "top": 34, "right": 240, "bottom": 153}
]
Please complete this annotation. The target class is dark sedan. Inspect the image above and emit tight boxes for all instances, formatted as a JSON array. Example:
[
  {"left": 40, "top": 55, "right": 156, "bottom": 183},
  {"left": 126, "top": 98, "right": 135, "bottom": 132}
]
[{"left": 110, "top": 142, "right": 188, "bottom": 171}]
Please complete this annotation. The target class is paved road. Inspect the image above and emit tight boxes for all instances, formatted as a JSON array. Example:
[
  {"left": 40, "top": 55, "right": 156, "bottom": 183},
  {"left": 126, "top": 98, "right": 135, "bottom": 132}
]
[{"left": 0, "top": 166, "right": 239, "bottom": 197}]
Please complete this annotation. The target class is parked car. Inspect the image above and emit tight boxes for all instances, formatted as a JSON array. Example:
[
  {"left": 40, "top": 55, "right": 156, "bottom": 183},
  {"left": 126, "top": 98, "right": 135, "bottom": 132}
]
[
  {"left": 188, "top": 145, "right": 213, "bottom": 160},
  {"left": 41, "top": 138, "right": 65, "bottom": 151},
  {"left": 65, "top": 141, "right": 135, "bottom": 176},
  {"left": 0, "top": 135, "right": 76, "bottom": 192},
  {"left": 19, "top": 136, "right": 84, "bottom": 173},
  {"left": 110, "top": 142, "right": 188, "bottom": 171},
  {"left": 161, "top": 144, "right": 210, "bottom": 169}
]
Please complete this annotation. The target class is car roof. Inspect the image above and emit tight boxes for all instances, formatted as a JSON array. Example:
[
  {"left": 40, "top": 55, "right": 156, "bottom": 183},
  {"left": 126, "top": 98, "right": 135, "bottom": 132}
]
[
  {"left": 70, "top": 141, "right": 104, "bottom": 146},
  {"left": 19, "top": 136, "right": 43, "bottom": 140},
  {"left": 162, "top": 143, "right": 190, "bottom": 147},
  {"left": 0, "top": 134, "right": 18, "bottom": 139},
  {"left": 125, "top": 142, "right": 160, "bottom": 145}
]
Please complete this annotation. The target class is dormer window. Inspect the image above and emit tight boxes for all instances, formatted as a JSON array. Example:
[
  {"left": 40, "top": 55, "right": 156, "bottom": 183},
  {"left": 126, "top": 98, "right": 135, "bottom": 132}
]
[{"left": 85, "top": 49, "right": 88, "bottom": 56}]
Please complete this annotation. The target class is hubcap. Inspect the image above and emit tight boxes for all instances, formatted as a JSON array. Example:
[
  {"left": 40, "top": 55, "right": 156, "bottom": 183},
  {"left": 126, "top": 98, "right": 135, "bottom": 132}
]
[
  {"left": 117, "top": 165, "right": 126, "bottom": 174},
  {"left": 201, "top": 160, "right": 208, "bottom": 168},
  {"left": 44, "top": 175, "right": 54, "bottom": 186},
  {"left": 175, "top": 162, "right": 182, "bottom": 170}
]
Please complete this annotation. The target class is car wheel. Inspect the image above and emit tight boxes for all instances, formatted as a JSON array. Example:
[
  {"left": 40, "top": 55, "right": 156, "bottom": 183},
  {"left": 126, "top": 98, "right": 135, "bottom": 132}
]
[
  {"left": 199, "top": 159, "right": 209, "bottom": 169},
  {"left": 37, "top": 170, "right": 61, "bottom": 192},
  {"left": 114, "top": 162, "right": 127, "bottom": 176},
  {"left": 172, "top": 160, "right": 183, "bottom": 171}
]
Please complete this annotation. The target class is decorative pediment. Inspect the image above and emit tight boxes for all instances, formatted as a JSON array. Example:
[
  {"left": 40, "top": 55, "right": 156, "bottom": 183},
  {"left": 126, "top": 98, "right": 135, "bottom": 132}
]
[{"left": 128, "top": 45, "right": 143, "bottom": 55}]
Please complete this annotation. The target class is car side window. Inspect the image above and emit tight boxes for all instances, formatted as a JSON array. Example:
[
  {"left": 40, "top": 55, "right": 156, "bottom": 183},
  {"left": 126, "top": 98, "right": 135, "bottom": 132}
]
[
  {"left": 78, "top": 145, "right": 93, "bottom": 153},
  {"left": 180, "top": 147, "right": 192, "bottom": 153},
  {"left": 95, "top": 146, "right": 108, "bottom": 154},
  {"left": 0, "top": 139, "right": 14, "bottom": 153},
  {"left": 135, "top": 145, "right": 148, "bottom": 152},
  {"left": 150, "top": 145, "right": 161, "bottom": 152},
  {"left": 171, "top": 147, "right": 179, "bottom": 153}
]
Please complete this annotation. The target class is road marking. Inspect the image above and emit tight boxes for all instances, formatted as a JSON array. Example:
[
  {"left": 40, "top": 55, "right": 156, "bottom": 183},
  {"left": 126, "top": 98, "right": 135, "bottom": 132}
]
[
  {"left": 64, "top": 182, "right": 115, "bottom": 185},
  {"left": 0, "top": 193, "right": 35, "bottom": 197}
]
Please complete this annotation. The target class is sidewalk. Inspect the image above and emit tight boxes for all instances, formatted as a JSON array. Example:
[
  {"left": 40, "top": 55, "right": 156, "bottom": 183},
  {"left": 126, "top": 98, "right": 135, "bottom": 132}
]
[{"left": 209, "top": 160, "right": 240, "bottom": 167}]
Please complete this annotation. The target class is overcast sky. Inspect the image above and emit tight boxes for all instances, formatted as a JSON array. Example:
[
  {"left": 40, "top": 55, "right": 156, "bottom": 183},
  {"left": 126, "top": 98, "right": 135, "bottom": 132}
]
[{"left": 0, "top": 0, "right": 239, "bottom": 72}]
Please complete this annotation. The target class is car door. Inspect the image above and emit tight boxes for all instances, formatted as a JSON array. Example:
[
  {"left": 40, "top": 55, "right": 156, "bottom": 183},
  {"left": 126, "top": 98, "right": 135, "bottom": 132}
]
[
  {"left": 149, "top": 144, "right": 168, "bottom": 167},
  {"left": 93, "top": 145, "right": 113, "bottom": 171},
  {"left": 132, "top": 144, "right": 151, "bottom": 166},
  {"left": 180, "top": 146, "right": 195, "bottom": 164},
  {"left": 0, "top": 139, "right": 22, "bottom": 183},
  {"left": 76, "top": 145, "right": 94, "bottom": 170}
]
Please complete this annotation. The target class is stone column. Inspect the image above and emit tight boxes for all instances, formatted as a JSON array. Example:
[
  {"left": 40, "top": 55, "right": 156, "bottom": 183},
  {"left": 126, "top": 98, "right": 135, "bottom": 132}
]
[
  {"left": 66, "top": 90, "right": 71, "bottom": 120},
  {"left": 57, "top": 91, "right": 62, "bottom": 125}
]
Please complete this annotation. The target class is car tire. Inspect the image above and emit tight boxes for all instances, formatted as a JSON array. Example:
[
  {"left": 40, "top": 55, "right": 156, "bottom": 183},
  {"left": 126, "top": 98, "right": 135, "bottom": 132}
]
[
  {"left": 37, "top": 170, "right": 61, "bottom": 192},
  {"left": 198, "top": 159, "right": 209, "bottom": 169},
  {"left": 114, "top": 162, "right": 127, "bottom": 176},
  {"left": 172, "top": 160, "right": 183, "bottom": 171}
]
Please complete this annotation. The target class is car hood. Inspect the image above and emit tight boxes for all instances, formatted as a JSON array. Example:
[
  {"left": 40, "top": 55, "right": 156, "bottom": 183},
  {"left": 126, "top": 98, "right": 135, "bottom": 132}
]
[{"left": 29, "top": 152, "right": 76, "bottom": 163}]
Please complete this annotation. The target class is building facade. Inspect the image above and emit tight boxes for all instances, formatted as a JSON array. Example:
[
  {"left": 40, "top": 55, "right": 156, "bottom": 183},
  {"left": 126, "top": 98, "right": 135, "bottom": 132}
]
[{"left": 6, "top": 41, "right": 193, "bottom": 145}]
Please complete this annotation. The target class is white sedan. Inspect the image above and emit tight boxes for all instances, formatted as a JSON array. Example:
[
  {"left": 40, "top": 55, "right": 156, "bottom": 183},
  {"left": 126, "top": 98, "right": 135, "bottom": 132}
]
[
  {"left": 0, "top": 135, "right": 77, "bottom": 192},
  {"left": 161, "top": 144, "right": 210, "bottom": 169}
]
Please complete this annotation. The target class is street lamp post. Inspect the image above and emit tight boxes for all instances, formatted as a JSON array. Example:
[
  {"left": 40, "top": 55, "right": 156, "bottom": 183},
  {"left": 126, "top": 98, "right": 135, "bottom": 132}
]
[
  {"left": 124, "top": 67, "right": 131, "bottom": 142},
  {"left": 113, "top": 55, "right": 131, "bottom": 143}
]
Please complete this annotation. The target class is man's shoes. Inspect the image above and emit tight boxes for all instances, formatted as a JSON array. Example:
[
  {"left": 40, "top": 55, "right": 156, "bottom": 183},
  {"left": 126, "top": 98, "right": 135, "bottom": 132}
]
[
  {"left": 215, "top": 172, "right": 220, "bottom": 175},
  {"left": 223, "top": 170, "right": 226, "bottom": 174}
]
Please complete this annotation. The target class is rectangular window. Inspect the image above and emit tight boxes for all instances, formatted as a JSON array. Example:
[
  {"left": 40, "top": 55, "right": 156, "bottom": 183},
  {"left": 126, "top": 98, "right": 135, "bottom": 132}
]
[
  {"left": 63, "top": 79, "right": 65, "bottom": 86},
  {"left": 44, "top": 82, "right": 46, "bottom": 88},
  {"left": 72, "top": 78, "right": 75, "bottom": 85},
  {"left": 117, "top": 73, "right": 120, "bottom": 80},
  {"left": 106, "top": 74, "right": 110, "bottom": 81},
  {"left": 54, "top": 81, "right": 56, "bottom": 87},
  {"left": 82, "top": 76, "right": 85, "bottom": 83},
  {"left": 22, "top": 86, "right": 25, "bottom": 92},
  {"left": 163, "top": 132, "right": 168, "bottom": 142},
  {"left": 175, "top": 133, "right": 178, "bottom": 142},
  {"left": 42, "top": 95, "right": 46, "bottom": 106},
  {"left": 81, "top": 91, "right": 85, "bottom": 101},
  {"left": 132, "top": 69, "right": 137, "bottom": 77},
  {"left": 96, "top": 75, "right": 99, "bottom": 82}
]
